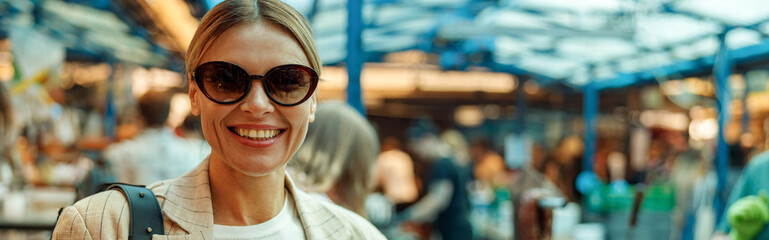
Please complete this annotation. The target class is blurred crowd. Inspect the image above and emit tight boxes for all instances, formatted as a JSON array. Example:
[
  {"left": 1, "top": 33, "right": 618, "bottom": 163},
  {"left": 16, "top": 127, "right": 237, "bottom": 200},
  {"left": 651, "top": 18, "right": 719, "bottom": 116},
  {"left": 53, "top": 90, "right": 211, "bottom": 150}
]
[{"left": 1, "top": 76, "right": 768, "bottom": 240}]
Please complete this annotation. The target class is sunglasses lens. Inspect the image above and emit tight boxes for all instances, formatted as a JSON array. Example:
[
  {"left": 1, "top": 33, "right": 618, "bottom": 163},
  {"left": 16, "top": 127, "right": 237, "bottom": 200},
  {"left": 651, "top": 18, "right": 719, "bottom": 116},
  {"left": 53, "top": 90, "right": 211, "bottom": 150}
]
[
  {"left": 265, "top": 66, "right": 316, "bottom": 105},
  {"left": 195, "top": 62, "right": 250, "bottom": 103}
]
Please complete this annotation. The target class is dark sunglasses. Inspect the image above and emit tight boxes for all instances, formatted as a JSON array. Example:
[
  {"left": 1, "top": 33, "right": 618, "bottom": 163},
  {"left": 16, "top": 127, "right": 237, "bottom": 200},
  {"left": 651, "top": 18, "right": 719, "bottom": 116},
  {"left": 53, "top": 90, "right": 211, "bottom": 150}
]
[{"left": 193, "top": 61, "right": 319, "bottom": 106}]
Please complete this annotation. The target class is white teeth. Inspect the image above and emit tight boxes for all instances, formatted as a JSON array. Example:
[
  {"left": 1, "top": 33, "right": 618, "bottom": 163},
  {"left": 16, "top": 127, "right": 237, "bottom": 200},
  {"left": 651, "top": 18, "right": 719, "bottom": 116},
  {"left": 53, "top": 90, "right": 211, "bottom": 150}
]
[{"left": 234, "top": 128, "right": 281, "bottom": 140}]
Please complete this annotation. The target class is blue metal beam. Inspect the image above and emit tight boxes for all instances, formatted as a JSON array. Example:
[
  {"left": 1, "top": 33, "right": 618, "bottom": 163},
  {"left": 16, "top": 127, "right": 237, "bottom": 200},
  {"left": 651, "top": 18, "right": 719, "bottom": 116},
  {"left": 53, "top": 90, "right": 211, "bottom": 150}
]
[
  {"left": 714, "top": 30, "right": 732, "bottom": 225},
  {"left": 583, "top": 82, "right": 598, "bottom": 173},
  {"left": 595, "top": 39, "right": 769, "bottom": 90},
  {"left": 347, "top": 0, "right": 366, "bottom": 115},
  {"left": 730, "top": 40, "right": 769, "bottom": 61}
]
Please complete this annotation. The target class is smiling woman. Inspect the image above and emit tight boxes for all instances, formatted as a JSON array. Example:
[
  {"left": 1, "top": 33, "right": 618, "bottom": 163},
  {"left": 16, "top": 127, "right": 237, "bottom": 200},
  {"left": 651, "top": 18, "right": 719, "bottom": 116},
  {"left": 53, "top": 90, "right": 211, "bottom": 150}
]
[{"left": 51, "top": 1, "right": 385, "bottom": 239}]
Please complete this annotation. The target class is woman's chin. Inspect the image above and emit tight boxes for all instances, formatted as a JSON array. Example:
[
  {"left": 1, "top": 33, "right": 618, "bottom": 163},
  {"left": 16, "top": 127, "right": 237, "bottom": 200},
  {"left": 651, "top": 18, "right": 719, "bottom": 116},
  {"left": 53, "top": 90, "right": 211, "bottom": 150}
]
[
  {"left": 210, "top": 150, "right": 288, "bottom": 178},
  {"left": 227, "top": 159, "right": 285, "bottom": 177}
]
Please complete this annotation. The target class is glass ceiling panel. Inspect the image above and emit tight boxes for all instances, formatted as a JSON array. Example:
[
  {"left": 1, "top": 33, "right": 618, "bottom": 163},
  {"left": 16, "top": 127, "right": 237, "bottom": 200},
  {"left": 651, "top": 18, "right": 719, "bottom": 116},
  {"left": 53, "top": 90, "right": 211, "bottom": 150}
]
[
  {"left": 520, "top": 35, "right": 556, "bottom": 50},
  {"left": 283, "top": 0, "right": 315, "bottom": 15},
  {"left": 304, "top": 0, "right": 769, "bottom": 86},
  {"left": 415, "top": 0, "right": 469, "bottom": 8},
  {"left": 726, "top": 28, "right": 763, "bottom": 49},
  {"left": 370, "top": 6, "right": 426, "bottom": 26},
  {"left": 675, "top": 0, "right": 769, "bottom": 26},
  {"left": 316, "top": 33, "right": 347, "bottom": 63},
  {"left": 557, "top": 37, "right": 637, "bottom": 62},
  {"left": 495, "top": 36, "right": 532, "bottom": 56},
  {"left": 551, "top": 13, "right": 624, "bottom": 32},
  {"left": 377, "top": 17, "right": 436, "bottom": 34},
  {"left": 312, "top": 9, "right": 348, "bottom": 34},
  {"left": 317, "top": 0, "right": 345, "bottom": 10},
  {"left": 476, "top": 9, "right": 551, "bottom": 29},
  {"left": 670, "top": 37, "right": 720, "bottom": 60},
  {"left": 512, "top": 0, "right": 633, "bottom": 13},
  {"left": 43, "top": 1, "right": 130, "bottom": 34},
  {"left": 364, "top": 34, "right": 419, "bottom": 52},
  {"left": 762, "top": 22, "right": 769, "bottom": 35},
  {"left": 594, "top": 63, "right": 617, "bottom": 79},
  {"left": 319, "top": 48, "right": 347, "bottom": 66},
  {"left": 635, "top": 14, "right": 723, "bottom": 50},
  {"left": 617, "top": 51, "right": 673, "bottom": 73},
  {"left": 517, "top": 54, "right": 582, "bottom": 79}
]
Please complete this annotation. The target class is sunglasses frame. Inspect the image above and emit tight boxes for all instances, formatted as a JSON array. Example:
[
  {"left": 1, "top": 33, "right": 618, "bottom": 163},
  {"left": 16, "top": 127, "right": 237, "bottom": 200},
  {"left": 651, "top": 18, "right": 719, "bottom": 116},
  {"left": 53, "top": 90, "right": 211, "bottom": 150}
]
[{"left": 193, "top": 61, "right": 319, "bottom": 106}]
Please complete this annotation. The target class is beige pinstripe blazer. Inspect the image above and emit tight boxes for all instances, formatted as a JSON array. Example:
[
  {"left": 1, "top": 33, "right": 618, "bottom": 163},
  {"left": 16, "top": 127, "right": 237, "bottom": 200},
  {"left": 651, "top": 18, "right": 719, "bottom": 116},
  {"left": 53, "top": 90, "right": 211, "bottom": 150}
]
[{"left": 52, "top": 158, "right": 386, "bottom": 240}]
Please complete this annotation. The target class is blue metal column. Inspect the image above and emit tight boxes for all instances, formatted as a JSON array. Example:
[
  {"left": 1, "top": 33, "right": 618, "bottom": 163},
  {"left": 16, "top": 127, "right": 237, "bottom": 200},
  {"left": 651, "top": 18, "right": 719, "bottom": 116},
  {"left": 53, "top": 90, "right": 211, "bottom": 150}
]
[
  {"left": 714, "top": 29, "right": 732, "bottom": 223},
  {"left": 105, "top": 58, "right": 117, "bottom": 140},
  {"left": 346, "top": 0, "right": 365, "bottom": 115},
  {"left": 513, "top": 77, "right": 527, "bottom": 135},
  {"left": 742, "top": 85, "right": 750, "bottom": 134},
  {"left": 583, "top": 82, "right": 598, "bottom": 173}
]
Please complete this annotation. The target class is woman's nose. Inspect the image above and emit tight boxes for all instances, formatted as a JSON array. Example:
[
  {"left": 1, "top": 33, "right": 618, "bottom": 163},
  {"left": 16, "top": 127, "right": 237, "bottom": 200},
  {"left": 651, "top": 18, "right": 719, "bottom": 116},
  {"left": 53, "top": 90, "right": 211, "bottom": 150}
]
[{"left": 239, "top": 81, "right": 275, "bottom": 115}]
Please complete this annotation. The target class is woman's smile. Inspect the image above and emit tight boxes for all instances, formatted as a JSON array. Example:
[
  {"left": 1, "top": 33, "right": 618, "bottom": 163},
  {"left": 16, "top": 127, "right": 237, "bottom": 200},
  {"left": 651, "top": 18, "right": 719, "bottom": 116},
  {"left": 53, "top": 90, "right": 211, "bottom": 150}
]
[
  {"left": 229, "top": 127, "right": 285, "bottom": 141},
  {"left": 227, "top": 125, "right": 287, "bottom": 148}
]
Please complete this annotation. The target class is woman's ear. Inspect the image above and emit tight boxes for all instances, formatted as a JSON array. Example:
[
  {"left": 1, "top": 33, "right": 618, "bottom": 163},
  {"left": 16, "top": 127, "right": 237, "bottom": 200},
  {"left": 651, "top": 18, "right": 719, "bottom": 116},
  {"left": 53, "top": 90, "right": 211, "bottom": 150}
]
[
  {"left": 308, "top": 95, "right": 317, "bottom": 122},
  {"left": 189, "top": 79, "right": 201, "bottom": 116}
]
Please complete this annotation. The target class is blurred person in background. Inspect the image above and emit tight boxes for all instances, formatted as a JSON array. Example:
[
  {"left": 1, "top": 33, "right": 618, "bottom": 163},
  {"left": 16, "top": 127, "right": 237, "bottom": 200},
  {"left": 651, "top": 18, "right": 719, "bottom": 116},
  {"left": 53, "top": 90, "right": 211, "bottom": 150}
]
[
  {"left": 592, "top": 138, "right": 619, "bottom": 182},
  {"left": 712, "top": 150, "right": 769, "bottom": 240},
  {"left": 640, "top": 130, "right": 677, "bottom": 184},
  {"left": 289, "top": 100, "right": 380, "bottom": 217},
  {"left": 0, "top": 82, "right": 23, "bottom": 188},
  {"left": 724, "top": 132, "right": 755, "bottom": 201},
  {"left": 54, "top": 1, "right": 384, "bottom": 239},
  {"left": 103, "top": 90, "right": 210, "bottom": 185},
  {"left": 374, "top": 136, "right": 418, "bottom": 207},
  {"left": 508, "top": 142, "right": 563, "bottom": 202},
  {"left": 175, "top": 113, "right": 204, "bottom": 139},
  {"left": 395, "top": 127, "right": 472, "bottom": 240},
  {"left": 441, "top": 130, "right": 472, "bottom": 168},
  {"left": 552, "top": 135, "right": 583, "bottom": 202},
  {"left": 470, "top": 138, "right": 506, "bottom": 187},
  {"left": 667, "top": 134, "right": 705, "bottom": 240}
]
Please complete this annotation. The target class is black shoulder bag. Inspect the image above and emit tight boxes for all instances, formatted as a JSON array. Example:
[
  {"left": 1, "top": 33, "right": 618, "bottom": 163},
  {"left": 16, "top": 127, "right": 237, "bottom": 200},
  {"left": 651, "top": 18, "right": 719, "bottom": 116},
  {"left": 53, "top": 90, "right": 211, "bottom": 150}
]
[{"left": 53, "top": 183, "right": 165, "bottom": 240}]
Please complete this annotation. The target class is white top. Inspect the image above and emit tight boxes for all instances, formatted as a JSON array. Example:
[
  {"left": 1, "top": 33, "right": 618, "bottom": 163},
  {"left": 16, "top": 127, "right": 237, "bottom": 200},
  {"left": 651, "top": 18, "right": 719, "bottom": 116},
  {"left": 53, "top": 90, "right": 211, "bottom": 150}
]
[
  {"left": 104, "top": 127, "right": 210, "bottom": 185},
  {"left": 213, "top": 192, "right": 306, "bottom": 240}
]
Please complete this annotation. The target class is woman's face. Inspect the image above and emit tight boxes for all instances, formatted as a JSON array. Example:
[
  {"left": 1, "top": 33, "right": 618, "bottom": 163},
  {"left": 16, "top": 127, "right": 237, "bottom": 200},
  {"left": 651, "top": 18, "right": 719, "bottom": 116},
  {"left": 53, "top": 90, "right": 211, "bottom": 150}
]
[{"left": 189, "top": 21, "right": 316, "bottom": 177}]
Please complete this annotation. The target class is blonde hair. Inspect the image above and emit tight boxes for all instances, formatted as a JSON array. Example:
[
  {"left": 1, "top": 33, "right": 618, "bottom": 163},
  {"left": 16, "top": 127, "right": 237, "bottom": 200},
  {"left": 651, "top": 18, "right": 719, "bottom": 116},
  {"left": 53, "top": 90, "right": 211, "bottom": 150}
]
[
  {"left": 441, "top": 129, "right": 470, "bottom": 165},
  {"left": 185, "top": 0, "right": 321, "bottom": 76},
  {"left": 290, "top": 101, "right": 380, "bottom": 216}
]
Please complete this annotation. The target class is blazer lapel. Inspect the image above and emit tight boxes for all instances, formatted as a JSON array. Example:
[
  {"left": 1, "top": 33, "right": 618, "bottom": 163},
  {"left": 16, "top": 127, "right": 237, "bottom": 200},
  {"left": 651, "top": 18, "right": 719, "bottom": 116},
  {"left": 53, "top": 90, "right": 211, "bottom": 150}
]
[
  {"left": 151, "top": 158, "right": 215, "bottom": 239},
  {"left": 285, "top": 174, "right": 352, "bottom": 240}
]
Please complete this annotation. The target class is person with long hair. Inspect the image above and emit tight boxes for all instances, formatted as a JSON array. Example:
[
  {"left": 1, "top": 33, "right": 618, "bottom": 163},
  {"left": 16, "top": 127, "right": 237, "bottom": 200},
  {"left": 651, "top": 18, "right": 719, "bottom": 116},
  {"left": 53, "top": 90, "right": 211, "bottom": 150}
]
[
  {"left": 52, "top": 1, "right": 384, "bottom": 239},
  {"left": 0, "top": 83, "right": 21, "bottom": 186},
  {"left": 289, "top": 100, "right": 380, "bottom": 217}
]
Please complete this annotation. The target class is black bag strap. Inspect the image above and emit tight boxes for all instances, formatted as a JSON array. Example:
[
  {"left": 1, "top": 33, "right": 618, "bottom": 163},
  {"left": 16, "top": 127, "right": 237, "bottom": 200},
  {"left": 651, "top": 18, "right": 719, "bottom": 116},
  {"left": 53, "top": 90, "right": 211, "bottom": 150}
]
[
  {"left": 107, "top": 184, "right": 165, "bottom": 240},
  {"left": 53, "top": 183, "right": 165, "bottom": 240}
]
